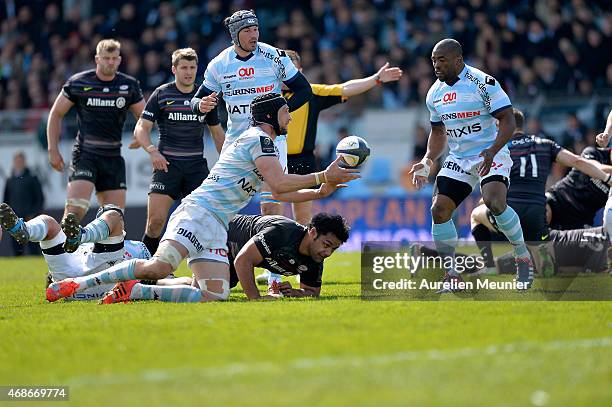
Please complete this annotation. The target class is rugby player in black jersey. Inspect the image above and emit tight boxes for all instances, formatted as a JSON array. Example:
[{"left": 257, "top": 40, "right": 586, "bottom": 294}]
[
  {"left": 470, "top": 108, "right": 612, "bottom": 273},
  {"left": 46, "top": 39, "right": 145, "bottom": 250},
  {"left": 133, "top": 48, "right": 222, "bottom": 255},
  {"left": 229, "top": 212, "right": 350, "bottom": 299}
]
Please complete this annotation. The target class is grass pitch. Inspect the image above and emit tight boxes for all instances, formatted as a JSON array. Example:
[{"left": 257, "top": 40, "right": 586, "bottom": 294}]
[{"left": 0, "top": 253, "right": 610, "bottom": 407}]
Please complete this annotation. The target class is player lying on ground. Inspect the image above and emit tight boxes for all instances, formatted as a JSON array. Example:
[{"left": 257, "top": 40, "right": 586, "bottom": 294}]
[
  {"left": 46, "top": 93, "right": 359, "bottom": 303},
  {"left": 0, "top": 203, "right": 181, "bottom": 301},
  {"left": 101, "top": 213, "right": 350, "bottom": 303},
  {"left": 470, "top": 108, "right": 612, "bottom": 273},
  {"left": 409, "top": 38, "right": 533, "bottom": 292}
]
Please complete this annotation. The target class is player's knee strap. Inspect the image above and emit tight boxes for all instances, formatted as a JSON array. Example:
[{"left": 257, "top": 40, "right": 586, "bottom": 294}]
[
  {"left": 96, "top": 204, "right": 125, "bottom": 219},
  {"left": 260, "top": 191, "right": 281, "bottom": 205},
  {"left": 153, "top": 241, "right": 183, "bottom": 270},
  {"left": 66, "top": 198, "right": 90, "bottom": 210},
  {"left": 197, "top": 277, "right": 230, "bottom": 300}
]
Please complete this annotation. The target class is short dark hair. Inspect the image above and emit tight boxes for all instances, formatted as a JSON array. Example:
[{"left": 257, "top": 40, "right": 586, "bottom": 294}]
[
  {"left": 513, "top": 108, "right": 525, "bottom": 130},
  {"left": 309, "top": 213, "right": 350, "bottom": 243}
]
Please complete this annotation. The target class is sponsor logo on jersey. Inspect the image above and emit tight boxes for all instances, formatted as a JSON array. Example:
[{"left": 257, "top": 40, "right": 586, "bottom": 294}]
[
  {"left": 442, "top": 92, "right": 457, "bottom": 104},
  {"left": 168, "top": 112, "right": 203, "bottom": 122},
  {"left": 183, "top": 100, "right": 190, "bottom": 105},
  {"left": 224, "top": 84, "right": 274, "bottom": 97},
  {"left": 464, "top": 71, "right": 492, "bottom": 111},
  {"left": 86, "top": 97, "right": 126, "bottom": 108},
  {"left": 298, "top": 265, "right": 308, "bottom": 272},
  {"left": 142, "top": 110, "right": 154, "bottom": 117},
  {"left": 260, "top": 136, "right": 276, "bottom": 153},
  {"left": 440, "top": 111, "right": 481, "bottom": 121},
  {"left": 177, "top": 227, "right": 204, "bottom": 252},
  {"left": 236, "top": 177, "right": 257, "bottom": 196},
  {"left": 83, "top": 86, "right": 93, "bottom": 91},
  {"left": 258, "top": 233, "right": 272, "bottom": 254},
  {"left": 166, "top": 100, "right": 175, "bottom": 105},
  {"left": 116, "top": 97, "right": 126, "bottom": 108},
  {"left": 228, "top": 104, "right": 250, "bottom": 114},
  {"left": 223, "top": 74, "right": 237, "bottom": 79},
  {"left": 103, "top": 87, "right": 109, "bottom": 92},
  {"left": 238, "top": 67, "right": 255, "bottom": 79},
  {"left": 120, "top": 84, "right": 129, "bottom": 90},
  {"left": 446, "top": 123, "right": 482, "bottom": 138}
]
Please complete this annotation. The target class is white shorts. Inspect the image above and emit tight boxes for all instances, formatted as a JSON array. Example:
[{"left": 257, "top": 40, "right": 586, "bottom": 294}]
[
  {"left": 45, "top": 243, "right": 123, "bottom": 301},
  {"left": 161, "top": 202, "right": 229, "bottom": 266},
  {"left": 275, "top": 135, "right": 288, "bottom": 174},
  {"left": 437, "top": 149, "right": 512, "bottom": 189}
]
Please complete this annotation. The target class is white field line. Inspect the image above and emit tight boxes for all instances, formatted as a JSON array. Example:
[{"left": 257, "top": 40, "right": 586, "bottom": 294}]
[{"left": 68, "top": 336, "right": 612, "bottom": 387}]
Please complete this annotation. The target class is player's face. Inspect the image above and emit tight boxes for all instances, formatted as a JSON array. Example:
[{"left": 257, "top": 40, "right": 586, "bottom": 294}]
[
  {"left": 172, "top": 59, "right": 197, "bottom": 87},
  {"left": 95, "top": 49, "right": 121, "bottom": 77},
  {"left": 431, "top": 50, "right": 459, "bottom": 83},
  {"left": 309, "top": 232, "right": 342, "bottom": 263},
  {"left": 277, "top": 105, "right": 291, "bottom": 134},
  {"left": 238, "top": 26, "right": 259, "bottom": 52}
]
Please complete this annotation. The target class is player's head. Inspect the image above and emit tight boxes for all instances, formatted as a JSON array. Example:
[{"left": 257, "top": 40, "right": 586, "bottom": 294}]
[
  {"left": 171, "top": 48, "right": 198, "bottom": 87},
  {"left": 431, "top": 38, "right": 463, "bottom": 83},
  {"left": 95, "top": 39, "right": 122, "bottom": 77},
  {"left": 251, "top": 93, "right": 290, "bottom": 136},
  {"left": 224, "top": 9, "right": 259, "bottom": 53},
  {"left": 306, "top": 213, "right": 350, "bottom": 263},
  {"left": 513, "top": 108, "right": 525, "bottom": 131}
]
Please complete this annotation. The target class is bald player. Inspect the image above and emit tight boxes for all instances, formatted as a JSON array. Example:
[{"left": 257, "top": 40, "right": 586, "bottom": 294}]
[{"left": 409, "top": 38, "right": 533, "bottom": 291}]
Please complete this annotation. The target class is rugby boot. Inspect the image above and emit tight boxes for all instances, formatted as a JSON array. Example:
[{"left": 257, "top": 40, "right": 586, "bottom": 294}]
[
  {"left": 515, "top": 257, "right": 535, "bottom": 290},
  {"left": 0, "top": 203, "right": 29, "bottom": 245},
  {"left": 46, "top": 279, "right": 80, "bottom": 302},
  {"left": 100, "top": 280, "right": 138, "bottom": 304},
  {"left": 61, "top": 213, "right": 82, "bottom": 253}
]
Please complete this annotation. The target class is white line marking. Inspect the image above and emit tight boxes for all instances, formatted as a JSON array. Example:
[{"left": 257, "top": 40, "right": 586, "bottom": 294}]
[{"left": 68, "top": 337, "right": 612, "bottom": 387}]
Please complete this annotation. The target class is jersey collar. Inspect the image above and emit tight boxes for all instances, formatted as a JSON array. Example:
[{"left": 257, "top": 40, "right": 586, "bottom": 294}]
[
  {"left": 232, "top": 46, "right": 255, "bottom": 62},
  {"left": 444, "top": 64, "right": 467, "bottom": 87}
]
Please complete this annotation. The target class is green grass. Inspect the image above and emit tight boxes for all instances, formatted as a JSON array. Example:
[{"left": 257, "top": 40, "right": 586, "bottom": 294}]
[{"left": 0, "top": 253, "right": 611, "bottom": 407}]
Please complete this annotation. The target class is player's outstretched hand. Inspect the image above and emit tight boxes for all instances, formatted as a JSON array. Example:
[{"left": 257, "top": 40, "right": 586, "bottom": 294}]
[
  {"left": 323, "top": 156, "right": 361, "bottom": 184},
  {"left": 377, "top": 62, "right": 403, "bottom": 83},
  {"left": 317, "top": 182, "right": 347, "bottom": 198},
  {"left": 279, "top": 281, "right": 294, "bottom": 296},
  {"left": 408, "top": 158, "right": 432, "bottom": 189},
  {"left": 478, "top": 148, "right": 495, "bottom": 176},
  {"left": 48, "top": 149, "right": 65, "bottom": 172},
  {"left": 128, "top": 136, "right": 141, "bottom": 149},
  {"left": 149, "top": 150, "right": 170, "bottom": 172},
  {"left": 198, "top": 92, "right": 218, "bottom": 114},
  {"left": 596, "top": 132, "right": 611, "bottom": 147}
]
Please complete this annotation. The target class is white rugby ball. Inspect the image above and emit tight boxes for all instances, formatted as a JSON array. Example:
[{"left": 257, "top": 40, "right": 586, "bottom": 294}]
[{"left": 336, "top": 135, "right": 371, "bottom": 168}]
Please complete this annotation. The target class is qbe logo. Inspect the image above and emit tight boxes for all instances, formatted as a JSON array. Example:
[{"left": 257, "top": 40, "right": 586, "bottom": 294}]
[
  {"left": 442, "top": 92, "right": 457, "bottom": 104},
  {"left": 238, "top": 67, "right": 254, "bottom": 78}
]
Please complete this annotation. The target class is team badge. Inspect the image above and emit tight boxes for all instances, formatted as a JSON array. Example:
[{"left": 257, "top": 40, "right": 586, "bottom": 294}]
[{"left": 116, "top": 97, "right": 126, "bottom": 108}]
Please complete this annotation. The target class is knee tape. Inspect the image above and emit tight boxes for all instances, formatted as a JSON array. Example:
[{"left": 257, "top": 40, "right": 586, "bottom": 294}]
[
  {"left": 153, "top": 241, "right": 183, "bottom": 270},
  {"left": 197, "top": 278, "right": 230, "bottom": 300},
  {"left": 66, "top": 198, "right": 90, "bottom": 210}
]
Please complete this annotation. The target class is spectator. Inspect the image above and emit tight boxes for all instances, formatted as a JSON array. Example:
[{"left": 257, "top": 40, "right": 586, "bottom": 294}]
[{"left": 2, "top": 152, "right": 44, "bottom": 256}]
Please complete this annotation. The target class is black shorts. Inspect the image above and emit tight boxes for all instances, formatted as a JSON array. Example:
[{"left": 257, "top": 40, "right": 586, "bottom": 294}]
[
  {"left": 149, "top": 157, "right": 209, "bottom": 201},
  {"left": 69, "top": 147, "right": 126, "bottom": 192},
  {"left": 546, "top": 192, "right": 593, "bottom": 230},
  {"left": 288, "top": 151, "right": 317, "bottom": 175},
  {"left": 549, "top": 226, "right": 609, "bottom": 272},
  {"left": 487, "top": 201, "right": 549, "bottom": 242}
]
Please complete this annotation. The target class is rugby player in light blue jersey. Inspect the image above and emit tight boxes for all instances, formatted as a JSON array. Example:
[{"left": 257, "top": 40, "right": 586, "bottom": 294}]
[
  {"left": 409, "top": 38, "right": 534, "bottom": 291},
  {"left": 47, "top": 94, "right": 359, "bottom": 303}
]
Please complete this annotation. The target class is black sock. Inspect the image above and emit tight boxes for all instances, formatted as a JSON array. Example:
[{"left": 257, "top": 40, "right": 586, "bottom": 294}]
[
  {"left": 471, "top": 224, "right": 495, "bottom": 268},
  {"left": 142, "top": 234, "right": 161, "bottom": 256}
]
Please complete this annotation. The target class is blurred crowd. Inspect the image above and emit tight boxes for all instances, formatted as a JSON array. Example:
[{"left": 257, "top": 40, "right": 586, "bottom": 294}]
[{"left": 1, "top": 0, "right": 610, "bottom": 111}]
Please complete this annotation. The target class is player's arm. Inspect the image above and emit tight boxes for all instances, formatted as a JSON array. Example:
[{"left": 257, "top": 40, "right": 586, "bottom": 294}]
[
  {"left": 234, "top": 238, "right": 268, "bottom": 300},
  {"left": 255, "top": 155, "right": 359, "bottom": 195},
  {"left": 271, "top": 183, "right": 346, "bottom": 203},
  {"left": 47, "top": 93, "right": 75, "bottom": 172},
  {"left": 279, "top": 281, "right": 320, "bottom": 297},
  {"left": 208, "top": 124, "right": 225, "bottom": 153},
  {"left": 341, "top": 62, "right": 402, "bottom": 97},
  {"left": 409, "top": 123, "right": 446, "bottom": 189},
  {"left": 134, "top": 118, "right": 169, "bottom": 172},
  {"left": 283, "top": 71, "right": 312, "bottom": 112},
  {"left": 129, "top": 99, "right": 145, "bottom": 120},
  {"left": 555, "top": 149, "right": 612, "bottom": 184},
  {"left": 596, "top": 109, "right": 612, "bottom": 147}
]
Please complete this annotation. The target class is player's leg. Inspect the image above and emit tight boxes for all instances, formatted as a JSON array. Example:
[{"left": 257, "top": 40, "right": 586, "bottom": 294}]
[
  {"left": 64, "top": 180, "right": 94, "bottom": 220},
  {"left": 0, "top": 203, "right": 53, "bottom": 244},
  {"left": 470, "top": 203, "right": 498, "bottom": 274},
  {"left": 94, "top": 153, "right": 127, "bottom": 211},
  {"left": 143, "top": 193, "right": 174, "bottom": 254},
  {"left": 61, "top": 205, "right": 124, "bottom": 253}
]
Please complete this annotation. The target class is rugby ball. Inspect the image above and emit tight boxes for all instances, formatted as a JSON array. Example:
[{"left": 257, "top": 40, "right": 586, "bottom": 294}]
[{"left": 336, "top": 136, "right": 371, "bottom": 168}]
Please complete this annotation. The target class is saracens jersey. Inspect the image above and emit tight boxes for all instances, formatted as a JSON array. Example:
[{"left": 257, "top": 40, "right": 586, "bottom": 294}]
[
  {"left": 141, "top": 82, "right": 219, "bottom": 160},
  {"left": 197, "top": 42, "right": 299, "bottom": 150},
  {"left": 547, "top": 146, "right": 612, "bottom": 222},
  {"left": 507, "top": 133, "right": 562, "bottom": 205},
  {"left": 182, "top": 126, "right": 279, "bottom": 228},
  {"left": 62, "top": 69, "right": 144, "bottom": 156},
  {"left": 227, "top": 215, "right": 324, "bottom": 287},
  {"left": 426, "top": 64, "right": 512, "bottom": 158}
]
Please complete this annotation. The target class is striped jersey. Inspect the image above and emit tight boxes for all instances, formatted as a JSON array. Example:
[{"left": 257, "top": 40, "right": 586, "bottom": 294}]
[
  {"left": 200, "top": 42, "right": 298, "bottom": 151},
  {"left": 62, "top": 69, "right": 143, "bottom": 156},
  {"left": 426, "top": 64, "right": 512, "bottom": 158},
  {"left": 182, "top": 126, "right": 279, "bottom": 228},
  {"left": 141, "top": 82, "right": 219, "bottom": 159}
]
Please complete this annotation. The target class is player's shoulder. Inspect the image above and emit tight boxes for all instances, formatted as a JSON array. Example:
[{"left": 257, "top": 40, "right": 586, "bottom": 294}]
[
  {"left": 463, "top": 64, "right": 498, "bottom": 87},
  {"left": 66, "top": 69, "right": 96, "bottom": 83},
  {"left": 426, "top": 79, "right": 444, "bottom": 101},
  {"left": 208, "top": 46, "right": 234, "bottom": 67},
  {"left": 154, "top": 81, "right": 177, "bottom": 95},
  {"left": 256, "top": 41, "right": 280, "bottom": 54}
]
